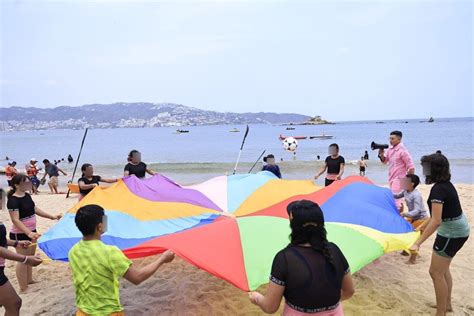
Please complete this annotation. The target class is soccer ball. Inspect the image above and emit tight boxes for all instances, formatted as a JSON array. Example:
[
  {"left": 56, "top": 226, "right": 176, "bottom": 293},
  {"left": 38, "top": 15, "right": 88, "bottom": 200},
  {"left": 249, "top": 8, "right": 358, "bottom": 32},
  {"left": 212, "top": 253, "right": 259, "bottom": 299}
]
[{"left": 283, "top": 137, "right": 298, "bottom": 152}]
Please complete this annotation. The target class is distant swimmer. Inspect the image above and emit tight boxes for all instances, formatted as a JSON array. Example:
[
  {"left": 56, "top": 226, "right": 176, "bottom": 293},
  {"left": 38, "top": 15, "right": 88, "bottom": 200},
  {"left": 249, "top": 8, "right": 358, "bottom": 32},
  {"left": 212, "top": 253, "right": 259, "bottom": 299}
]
[
  {"left": 364, "top": 150, "right": 369, "bottom": 160},
  {"left": 68, "top": 154, "right": 73, "bottom": 163}
]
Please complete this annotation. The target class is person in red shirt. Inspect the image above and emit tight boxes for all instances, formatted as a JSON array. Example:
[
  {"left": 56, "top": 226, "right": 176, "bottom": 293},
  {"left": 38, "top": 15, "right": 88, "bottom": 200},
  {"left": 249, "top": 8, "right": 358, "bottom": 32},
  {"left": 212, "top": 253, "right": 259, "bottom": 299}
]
[
  {"left": 5, "top": 162, "right": 17, "bottom": 187},
  {"left": 26, "top": 159, "right": 40, "bottom": 195}
]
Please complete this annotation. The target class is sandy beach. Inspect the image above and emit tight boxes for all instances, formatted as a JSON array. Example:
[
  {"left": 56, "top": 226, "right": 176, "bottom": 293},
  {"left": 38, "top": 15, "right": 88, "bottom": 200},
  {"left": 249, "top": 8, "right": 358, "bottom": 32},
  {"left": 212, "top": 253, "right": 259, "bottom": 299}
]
[{"left": 1, "top": 184, "right": 473, "bottom": 316}]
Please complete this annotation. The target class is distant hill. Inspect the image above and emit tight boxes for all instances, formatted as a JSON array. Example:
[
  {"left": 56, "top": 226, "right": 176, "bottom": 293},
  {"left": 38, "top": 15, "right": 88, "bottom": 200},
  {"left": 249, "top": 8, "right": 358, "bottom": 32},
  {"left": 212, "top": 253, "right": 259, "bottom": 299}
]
[{"left": 0, "top": 102, "right": 313, "bottom": 131}]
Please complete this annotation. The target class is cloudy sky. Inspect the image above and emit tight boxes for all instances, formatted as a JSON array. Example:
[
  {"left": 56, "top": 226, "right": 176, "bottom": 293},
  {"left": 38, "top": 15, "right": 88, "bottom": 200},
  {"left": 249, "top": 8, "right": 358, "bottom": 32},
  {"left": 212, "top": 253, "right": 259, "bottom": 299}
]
[{"left": 1, "top": 0, "right": 472, "bottom": 121}]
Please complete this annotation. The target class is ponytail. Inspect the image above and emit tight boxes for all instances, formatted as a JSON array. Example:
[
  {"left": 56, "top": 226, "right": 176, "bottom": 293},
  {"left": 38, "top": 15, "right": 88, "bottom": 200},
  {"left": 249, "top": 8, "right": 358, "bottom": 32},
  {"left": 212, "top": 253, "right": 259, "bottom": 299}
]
[
  {"left": 308, "top": 226, "right": 336, "bottom": 270},
  {"left": 287, "top": 199, "right": 337, "bottom": 271}
]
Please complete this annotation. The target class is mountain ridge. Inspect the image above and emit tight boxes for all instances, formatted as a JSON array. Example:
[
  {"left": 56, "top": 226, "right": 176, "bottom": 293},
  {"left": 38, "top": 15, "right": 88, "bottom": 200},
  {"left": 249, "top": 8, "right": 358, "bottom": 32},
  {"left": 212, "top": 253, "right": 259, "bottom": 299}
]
[{"left": 0, "top": 102, "right": 315, "bottom": 131}]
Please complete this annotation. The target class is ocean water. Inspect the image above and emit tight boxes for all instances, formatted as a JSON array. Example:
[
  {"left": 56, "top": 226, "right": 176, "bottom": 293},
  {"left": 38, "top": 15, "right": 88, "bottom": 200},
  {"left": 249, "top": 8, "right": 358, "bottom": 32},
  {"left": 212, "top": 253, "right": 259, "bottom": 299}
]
[{"left": 0, "top": 117, "right": 472, "bottom": 186}]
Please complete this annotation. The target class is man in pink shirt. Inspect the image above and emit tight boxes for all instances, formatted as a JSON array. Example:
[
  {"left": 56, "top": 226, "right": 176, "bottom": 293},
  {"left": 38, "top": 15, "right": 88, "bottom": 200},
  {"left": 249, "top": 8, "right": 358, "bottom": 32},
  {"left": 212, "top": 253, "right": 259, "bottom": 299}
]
[{"left": 378, "top": 131, "right": 415, "bottom": 210}]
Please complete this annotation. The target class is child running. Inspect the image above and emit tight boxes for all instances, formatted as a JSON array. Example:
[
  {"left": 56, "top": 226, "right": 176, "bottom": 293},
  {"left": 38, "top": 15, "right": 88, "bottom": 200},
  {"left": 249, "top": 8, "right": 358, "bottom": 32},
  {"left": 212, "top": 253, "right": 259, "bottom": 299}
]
[{"left": 69, "top": 204, "right": 175, "bottom": 315}]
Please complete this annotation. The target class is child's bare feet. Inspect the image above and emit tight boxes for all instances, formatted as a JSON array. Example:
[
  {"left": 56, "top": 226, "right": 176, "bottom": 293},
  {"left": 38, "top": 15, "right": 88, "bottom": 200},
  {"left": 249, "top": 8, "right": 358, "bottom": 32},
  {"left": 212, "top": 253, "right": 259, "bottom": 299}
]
[
  {"left": 428, "top": 303, "right": 453, "bottom": 313},
  {"left": 406, "top": 253, "right": 418, "bottom": 264},
  {"left": 19, "top": 286, "right": 31, "bottom": 294}
]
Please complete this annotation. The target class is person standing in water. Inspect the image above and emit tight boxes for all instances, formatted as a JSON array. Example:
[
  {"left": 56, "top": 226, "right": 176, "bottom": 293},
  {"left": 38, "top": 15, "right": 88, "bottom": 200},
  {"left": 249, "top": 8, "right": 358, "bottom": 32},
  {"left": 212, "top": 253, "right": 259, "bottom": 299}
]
[
  {"left": 314, "top": 144, "right": 345, "bottom": 186},
  {"left": 358, "top": 157, "right": 367, "bottom": 176},
  {"left": 78, "top": 164, "right": 118, "bottom": 200},
  {"left": 364, "top": 150, "right": 369, "bottom": 160},
  {"left": 123, "top": 150, "right": 155, "bottom": 179}
]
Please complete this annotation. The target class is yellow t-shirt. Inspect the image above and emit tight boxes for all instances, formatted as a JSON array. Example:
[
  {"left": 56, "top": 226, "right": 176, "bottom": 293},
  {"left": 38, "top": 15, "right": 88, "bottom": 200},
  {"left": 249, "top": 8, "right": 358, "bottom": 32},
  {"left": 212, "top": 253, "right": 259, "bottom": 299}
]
[{"left": 69, "top": 240, "right": 132, "bottom": 316}]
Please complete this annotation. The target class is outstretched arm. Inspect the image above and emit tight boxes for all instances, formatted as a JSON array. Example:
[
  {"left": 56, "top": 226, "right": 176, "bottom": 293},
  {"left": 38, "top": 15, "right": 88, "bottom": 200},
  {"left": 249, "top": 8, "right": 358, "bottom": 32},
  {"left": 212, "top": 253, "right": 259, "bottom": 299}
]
[
  {"left": 123, "top": 250, "right": 174, "bottom": 285},
  {"left": 35, "top": 206, "right": 62, "bottom": 220},
  {"left": 100, "top": 178, "right": 118, "bottom": 183}
]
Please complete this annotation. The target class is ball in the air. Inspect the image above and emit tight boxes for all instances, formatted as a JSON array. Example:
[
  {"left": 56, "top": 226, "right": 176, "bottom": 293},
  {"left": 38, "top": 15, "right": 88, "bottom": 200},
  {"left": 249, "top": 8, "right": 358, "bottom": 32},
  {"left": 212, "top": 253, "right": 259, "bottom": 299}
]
[{"left": 283, "top": 137, "right": 298, "bottom": 152}]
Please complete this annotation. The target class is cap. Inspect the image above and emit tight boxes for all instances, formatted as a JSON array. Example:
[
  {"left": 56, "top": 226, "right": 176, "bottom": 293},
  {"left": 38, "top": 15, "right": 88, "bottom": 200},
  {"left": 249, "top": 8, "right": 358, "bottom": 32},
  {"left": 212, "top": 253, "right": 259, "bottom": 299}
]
[{"left": 30, "top": 158, "right": 37, "bottom": 162}]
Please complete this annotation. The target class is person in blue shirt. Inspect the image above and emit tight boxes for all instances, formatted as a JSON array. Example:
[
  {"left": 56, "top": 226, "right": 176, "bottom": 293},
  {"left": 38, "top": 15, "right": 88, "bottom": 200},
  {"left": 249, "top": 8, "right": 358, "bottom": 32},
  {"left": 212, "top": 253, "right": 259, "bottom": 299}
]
[{"left": 262, "top": 154, "right": 282, "bottom": 178}]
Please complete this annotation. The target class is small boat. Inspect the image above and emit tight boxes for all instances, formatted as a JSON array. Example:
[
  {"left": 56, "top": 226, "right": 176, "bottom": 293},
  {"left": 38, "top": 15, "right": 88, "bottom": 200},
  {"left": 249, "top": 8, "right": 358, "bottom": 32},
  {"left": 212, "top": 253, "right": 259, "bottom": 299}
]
[
  {"left": 175, "top": 129, "right": 189, "bottom": 134},
  {"left": 286, "top": 127, "right": 295, "bottom": 130},
  {"left": 420, "top": 117, "right": 435, "bottom": 123},
  {"left": 309, "top": 135, "right": 334, "bottom": 140},
  {"left": 229, "top": 128, "right": 240, "bottom": 133},
  {"left": 279, "top": 134, "right": 307, "bottom": 141}
]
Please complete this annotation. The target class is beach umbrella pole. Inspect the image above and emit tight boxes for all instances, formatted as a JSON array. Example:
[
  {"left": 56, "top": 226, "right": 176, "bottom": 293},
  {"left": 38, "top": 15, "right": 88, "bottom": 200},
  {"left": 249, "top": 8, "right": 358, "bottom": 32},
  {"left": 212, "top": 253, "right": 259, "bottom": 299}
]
[
  {"left": 248, "top": 150, "right": 266, "bottom": 173},
  {"left": 232, "top": 125, "right": 249, "bottom": 175},
  {"left": 66, "top": 128, "right": 88, "bottom": 198}
]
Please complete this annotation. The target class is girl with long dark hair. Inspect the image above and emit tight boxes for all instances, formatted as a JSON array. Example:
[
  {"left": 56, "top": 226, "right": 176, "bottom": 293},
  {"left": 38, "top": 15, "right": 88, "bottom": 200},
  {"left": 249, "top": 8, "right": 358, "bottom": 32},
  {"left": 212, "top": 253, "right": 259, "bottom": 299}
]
[{"left": 249, "top": 200, "right": 354, "bottom": 315}]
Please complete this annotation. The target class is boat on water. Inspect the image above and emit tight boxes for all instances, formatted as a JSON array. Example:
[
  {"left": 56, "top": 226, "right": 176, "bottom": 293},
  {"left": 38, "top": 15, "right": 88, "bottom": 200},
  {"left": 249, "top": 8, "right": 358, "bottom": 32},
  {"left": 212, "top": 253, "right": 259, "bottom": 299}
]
[
  {"left": 286, "top": 127, "right": 295, "bottom": 130},
  {"left": 279, "top": 134, "right": 307, "bottom": 141},
  {"left": 175, "top": 129, "right": 189, "bottom": 134},
  {"left": 309, "top": 135, "right": 334, "bottom": 140},
  {"left": 229, "top": 128, "right": 240, "bottom": 132},
  {"left": 419, "top": 117, "right": 435, "bottom": 123}
]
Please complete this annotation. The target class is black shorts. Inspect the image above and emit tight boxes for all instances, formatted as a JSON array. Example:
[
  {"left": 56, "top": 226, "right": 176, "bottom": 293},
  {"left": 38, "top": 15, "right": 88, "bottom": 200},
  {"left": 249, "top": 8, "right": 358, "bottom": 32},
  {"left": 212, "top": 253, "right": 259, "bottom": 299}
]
[
  {"left": 0, "top": 267, "right": 8, "bottom": 286},
  {"left": 325, "top": 179, "right": 335, "bottom": 187},
  {"left": 7, "top": 180, "right": 12, "bottom": 187},
  {"left": 9, "top": 230, "right": 37, "bottom": 241},
  {"left": 360, "top": 167, "right": 366, "bottom": 172},
  {"left": 433, "top": 234, "right": 469, "bottom": 258}
]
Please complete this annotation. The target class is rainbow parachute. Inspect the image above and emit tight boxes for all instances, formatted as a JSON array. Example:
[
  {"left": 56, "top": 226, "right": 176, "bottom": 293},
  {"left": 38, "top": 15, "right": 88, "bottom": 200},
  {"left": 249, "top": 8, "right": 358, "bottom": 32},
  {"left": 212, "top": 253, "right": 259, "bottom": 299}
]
[{"left": 39, "top": 172, "right": 418, "bottom": 291}]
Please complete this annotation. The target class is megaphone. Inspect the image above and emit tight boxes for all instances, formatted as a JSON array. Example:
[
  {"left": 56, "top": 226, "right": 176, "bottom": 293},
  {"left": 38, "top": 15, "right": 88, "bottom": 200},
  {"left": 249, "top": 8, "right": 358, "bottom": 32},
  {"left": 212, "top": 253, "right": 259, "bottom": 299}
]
[{"left": 371, "top": 141, "right": 389, "bottom": 150}]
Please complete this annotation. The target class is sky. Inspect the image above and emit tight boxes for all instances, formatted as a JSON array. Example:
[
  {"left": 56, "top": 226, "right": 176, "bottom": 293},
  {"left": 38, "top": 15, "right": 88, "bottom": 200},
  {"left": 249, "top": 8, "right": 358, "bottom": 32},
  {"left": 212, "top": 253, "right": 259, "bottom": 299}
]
[{"left": 1, "top": 0, "right": 472, "bottom": 121}]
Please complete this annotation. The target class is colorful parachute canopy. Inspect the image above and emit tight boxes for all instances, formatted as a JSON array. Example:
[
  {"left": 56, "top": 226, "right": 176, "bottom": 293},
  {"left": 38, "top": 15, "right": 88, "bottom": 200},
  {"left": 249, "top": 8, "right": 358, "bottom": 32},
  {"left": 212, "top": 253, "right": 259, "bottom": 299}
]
[{"left": 39, "top": 172, "right": 418, "bottom": 291}]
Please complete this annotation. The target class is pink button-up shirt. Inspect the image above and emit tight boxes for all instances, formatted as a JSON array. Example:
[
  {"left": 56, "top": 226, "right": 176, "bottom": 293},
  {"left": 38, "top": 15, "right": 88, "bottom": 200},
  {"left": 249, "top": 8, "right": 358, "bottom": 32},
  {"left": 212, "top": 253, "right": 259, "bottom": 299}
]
[{"left": 383, "top": 142, "right": 415, "bottom": 183}]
